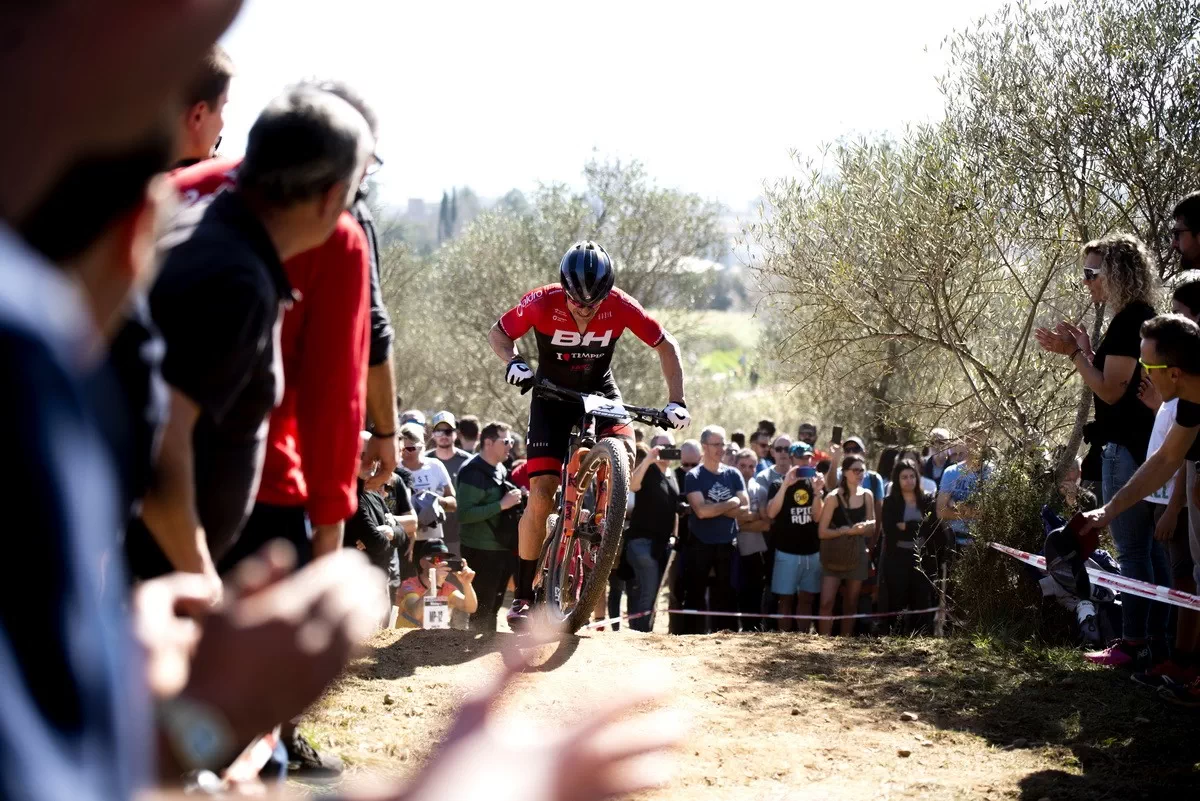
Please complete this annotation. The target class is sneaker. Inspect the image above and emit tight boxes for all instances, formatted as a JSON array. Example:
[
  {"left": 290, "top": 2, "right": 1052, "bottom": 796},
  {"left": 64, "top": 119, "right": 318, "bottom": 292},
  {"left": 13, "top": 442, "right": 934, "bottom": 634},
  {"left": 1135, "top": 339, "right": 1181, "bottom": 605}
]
[
  {"left": 1132, "top": 660, "right": 1198, "bottom": 689},
  {"left": 1084, "top": 639, "right": 1152, "bottom": 670},
  {"left": 1159, "top": 677, "right": 1200, "bottom": 708},
  {"left": 507, "top": 598, "right": 532, "bottom": 632},
  {"left": 285, "top": 729, "right": 343, "bottom": 782}
]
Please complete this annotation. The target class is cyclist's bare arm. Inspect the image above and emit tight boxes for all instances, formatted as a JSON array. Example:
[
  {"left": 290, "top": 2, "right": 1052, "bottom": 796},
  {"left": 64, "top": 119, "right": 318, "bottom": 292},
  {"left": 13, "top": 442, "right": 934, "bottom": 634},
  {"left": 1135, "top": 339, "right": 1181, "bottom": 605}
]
[
  {"left": 654, "top": 331, "right": 686, "bottom": 404},
  {"left": 489, "top": 322, "right": 519, "bottom": 363}
]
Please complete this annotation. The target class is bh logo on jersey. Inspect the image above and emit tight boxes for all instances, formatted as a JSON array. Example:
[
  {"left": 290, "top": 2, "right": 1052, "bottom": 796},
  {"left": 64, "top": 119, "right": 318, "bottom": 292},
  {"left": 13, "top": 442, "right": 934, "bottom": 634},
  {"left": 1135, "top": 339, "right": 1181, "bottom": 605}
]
[{"left": 551, "top": 330, "right": 614, "bottom": 347}]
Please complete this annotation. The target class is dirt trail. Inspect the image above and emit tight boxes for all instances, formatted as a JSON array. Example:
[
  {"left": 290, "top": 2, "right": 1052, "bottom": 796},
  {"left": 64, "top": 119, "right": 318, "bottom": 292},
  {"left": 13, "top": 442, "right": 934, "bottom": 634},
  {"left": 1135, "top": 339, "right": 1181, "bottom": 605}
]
[{"left": 303, "top": 626, "right": 1199, "bottom": 800}]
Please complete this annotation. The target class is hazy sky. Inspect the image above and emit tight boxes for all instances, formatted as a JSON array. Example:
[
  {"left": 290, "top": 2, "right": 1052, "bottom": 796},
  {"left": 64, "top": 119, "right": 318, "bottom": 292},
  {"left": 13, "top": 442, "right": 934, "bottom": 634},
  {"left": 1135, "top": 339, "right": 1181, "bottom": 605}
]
[{"left": 220, "top": 0, "right": 1009, "bottom": 210}]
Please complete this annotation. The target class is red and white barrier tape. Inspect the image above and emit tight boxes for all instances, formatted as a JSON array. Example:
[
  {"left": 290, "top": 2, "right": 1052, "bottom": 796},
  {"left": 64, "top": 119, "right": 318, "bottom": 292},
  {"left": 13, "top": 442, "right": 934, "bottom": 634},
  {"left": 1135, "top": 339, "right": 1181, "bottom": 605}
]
[
  {"left": 223, "top": 724, "right": 281, "bottom": 785},
  {"left": 664, "top": 606, "right": 941, "bottom": 621},
  {"left": 583, "top": 610, "right": 654, "bottom": 630},
  {"left": 989, "top": 542, "right": 1200, "bottom": 612}
]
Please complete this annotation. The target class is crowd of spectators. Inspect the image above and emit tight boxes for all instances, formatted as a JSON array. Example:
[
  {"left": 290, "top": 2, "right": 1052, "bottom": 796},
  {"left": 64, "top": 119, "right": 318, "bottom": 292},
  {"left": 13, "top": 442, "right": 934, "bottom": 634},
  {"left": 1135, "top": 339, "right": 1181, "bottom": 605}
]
[{"left": 1, "top": 7, "right": 677, "bottom": 801}]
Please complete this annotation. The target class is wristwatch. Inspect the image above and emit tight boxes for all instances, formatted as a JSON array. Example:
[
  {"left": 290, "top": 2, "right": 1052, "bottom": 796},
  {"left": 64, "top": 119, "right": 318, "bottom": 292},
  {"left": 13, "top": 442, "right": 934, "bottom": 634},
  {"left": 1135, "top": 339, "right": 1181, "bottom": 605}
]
[{"left": 157, "top": 696, "right": 237, "bottom": 773}]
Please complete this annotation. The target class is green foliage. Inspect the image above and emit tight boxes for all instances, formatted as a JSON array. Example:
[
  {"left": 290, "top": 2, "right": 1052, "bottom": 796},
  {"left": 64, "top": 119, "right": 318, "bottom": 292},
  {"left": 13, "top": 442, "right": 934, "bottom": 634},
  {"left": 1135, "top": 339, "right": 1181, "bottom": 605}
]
[
  {"left": 749, "top": 0, "right": 1200, "bottom": 455},
  {"left": 951, "top": 452, "right": 1058, "bottom": 639},
  {"left": 381, "top": 157, "right": 727, "bottom": 426}
]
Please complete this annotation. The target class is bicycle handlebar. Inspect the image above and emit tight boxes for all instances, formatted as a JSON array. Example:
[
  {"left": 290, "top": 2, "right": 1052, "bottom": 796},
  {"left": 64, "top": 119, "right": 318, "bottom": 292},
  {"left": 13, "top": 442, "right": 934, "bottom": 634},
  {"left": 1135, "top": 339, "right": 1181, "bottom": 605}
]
[{"left": 521, "top": 377, "right": 672, "bottom": 430}]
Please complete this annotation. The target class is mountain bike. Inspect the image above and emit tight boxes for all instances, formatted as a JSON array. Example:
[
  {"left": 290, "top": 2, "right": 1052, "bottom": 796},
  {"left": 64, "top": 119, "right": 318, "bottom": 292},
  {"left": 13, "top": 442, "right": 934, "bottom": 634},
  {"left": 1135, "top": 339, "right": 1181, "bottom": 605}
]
[{"left": 522, "top": 378, "right": 671, "bottom": 632}]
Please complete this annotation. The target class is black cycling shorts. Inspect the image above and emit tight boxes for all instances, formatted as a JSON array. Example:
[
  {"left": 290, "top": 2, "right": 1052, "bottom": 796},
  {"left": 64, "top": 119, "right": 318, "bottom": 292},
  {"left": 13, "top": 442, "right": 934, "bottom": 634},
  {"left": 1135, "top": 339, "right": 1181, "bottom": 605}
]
[{"left": 525, "top": 391, "right": 633, "bottom": 479}]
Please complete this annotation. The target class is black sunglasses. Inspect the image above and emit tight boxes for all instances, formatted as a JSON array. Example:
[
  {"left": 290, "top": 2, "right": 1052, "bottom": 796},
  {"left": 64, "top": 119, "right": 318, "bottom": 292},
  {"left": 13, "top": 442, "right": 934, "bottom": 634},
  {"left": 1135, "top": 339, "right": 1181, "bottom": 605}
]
[
  {"left": 402, "top": 445, "right": 420, "bottom": 452},
  {"left": 681, "top": 462, "right": 699, "bottom": 469},
  {"left": 772, "top": 445, "right": 789, "bottom": 453}
]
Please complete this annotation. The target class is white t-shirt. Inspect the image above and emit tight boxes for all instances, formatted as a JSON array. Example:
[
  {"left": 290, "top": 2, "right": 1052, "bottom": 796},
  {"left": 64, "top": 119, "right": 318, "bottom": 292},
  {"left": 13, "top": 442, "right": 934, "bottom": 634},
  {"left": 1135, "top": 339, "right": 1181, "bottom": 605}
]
[
  {"left": 411, "top": 458, "right": 453, "bottom": 540},
  {"left": 1145, "top": 399, "right": 1178, "bottom": 505}
]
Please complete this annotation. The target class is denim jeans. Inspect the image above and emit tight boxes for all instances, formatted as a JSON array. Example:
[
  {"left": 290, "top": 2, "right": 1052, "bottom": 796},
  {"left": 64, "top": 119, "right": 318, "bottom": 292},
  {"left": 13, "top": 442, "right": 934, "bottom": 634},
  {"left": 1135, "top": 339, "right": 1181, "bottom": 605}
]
[
  {"left": 1103, "top": 442, "right": 1170, "bottom": 641},
  {"left": 626, "top": 538, "right": 661, "bottom": 632}
]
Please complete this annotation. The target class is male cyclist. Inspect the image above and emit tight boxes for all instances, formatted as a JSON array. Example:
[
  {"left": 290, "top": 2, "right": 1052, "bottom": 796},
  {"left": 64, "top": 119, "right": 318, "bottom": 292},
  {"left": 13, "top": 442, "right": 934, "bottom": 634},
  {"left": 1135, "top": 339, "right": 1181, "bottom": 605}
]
[{"left": 488, "top": 241, "right": 690, "bottom": 628}]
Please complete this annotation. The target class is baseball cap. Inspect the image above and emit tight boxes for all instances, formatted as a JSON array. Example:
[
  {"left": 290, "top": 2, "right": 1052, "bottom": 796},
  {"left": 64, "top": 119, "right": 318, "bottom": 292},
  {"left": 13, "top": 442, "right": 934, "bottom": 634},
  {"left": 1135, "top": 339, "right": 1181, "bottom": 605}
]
[
  {"left": 431, "top": 411, "right": 457, "bottom": 430},
  {"left": 789, "top": 442, "right": 814, "bottom": 458},
  {"left": 401, "top": 409, "right": 426, "bottom": 427}
]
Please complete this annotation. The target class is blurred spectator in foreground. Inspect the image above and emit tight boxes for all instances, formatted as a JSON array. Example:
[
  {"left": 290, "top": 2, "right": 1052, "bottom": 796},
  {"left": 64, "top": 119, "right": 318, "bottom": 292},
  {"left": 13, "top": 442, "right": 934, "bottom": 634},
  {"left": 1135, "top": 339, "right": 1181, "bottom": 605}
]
[
  {"left": 173, "top": 45, "right": 234, "bottom": 168},
  {"left": 456, "top": 422, "right": 523, "bottom": 633}
]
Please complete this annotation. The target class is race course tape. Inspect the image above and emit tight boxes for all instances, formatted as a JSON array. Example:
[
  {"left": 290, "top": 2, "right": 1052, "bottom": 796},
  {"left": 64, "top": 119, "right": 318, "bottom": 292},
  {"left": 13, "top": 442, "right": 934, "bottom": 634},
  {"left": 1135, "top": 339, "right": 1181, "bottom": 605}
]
[
  {"left": 989, "top": 542, "right": 1200, "bottom": 612},
  {"left": 664, "top": 607, "right": 941, "bottom": 621},
  {"left": 584, "top": 610, "right": 654, "bottom": 630}
]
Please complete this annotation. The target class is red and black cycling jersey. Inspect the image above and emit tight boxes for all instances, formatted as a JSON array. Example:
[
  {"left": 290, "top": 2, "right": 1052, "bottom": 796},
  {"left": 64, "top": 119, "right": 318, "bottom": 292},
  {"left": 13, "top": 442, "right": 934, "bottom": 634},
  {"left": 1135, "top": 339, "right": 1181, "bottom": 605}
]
[{"left": 497, "top": 284, "right": 665, "bottom": 394}]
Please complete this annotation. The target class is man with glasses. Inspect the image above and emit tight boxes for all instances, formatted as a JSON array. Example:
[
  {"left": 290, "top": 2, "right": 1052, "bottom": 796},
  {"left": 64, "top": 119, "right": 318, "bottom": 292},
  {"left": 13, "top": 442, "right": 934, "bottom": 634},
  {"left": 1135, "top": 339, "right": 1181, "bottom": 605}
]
[
  {"left": 489, "top": 240, "right": 690, "bottom": 629},
  {"left": 424, "top": 411, "right": 473, "bottom": 555},
  {"left": 456, "top": 422, "right": 524, "bottom": 633},
  {"left": 682, "top": 426, "right": 747, "bottom": 633},
  {"left": 751, "top": 430, "right": 774, "bottom": 473}
]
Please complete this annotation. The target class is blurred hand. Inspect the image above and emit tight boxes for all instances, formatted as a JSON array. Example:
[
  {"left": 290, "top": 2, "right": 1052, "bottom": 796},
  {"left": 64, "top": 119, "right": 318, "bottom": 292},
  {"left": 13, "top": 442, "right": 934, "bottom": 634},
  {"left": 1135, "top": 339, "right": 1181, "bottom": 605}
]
[
  {"left": 133, "top": 572, "right": 215, "bottom": 699},
  {"left": 500, "top": 488, "right": 523, "bottom": 511},
  {"left": 394, "top": 624, "right": 684, "bottom": 801},
  {"left": 363, "top": 434, "right": 399, "bottom": 492},
  {"left": 181, "top": 544, "right": 386, "bottom": 745},
  {"left": 811, "top": 473, "right": 826, "bottom": 494}
]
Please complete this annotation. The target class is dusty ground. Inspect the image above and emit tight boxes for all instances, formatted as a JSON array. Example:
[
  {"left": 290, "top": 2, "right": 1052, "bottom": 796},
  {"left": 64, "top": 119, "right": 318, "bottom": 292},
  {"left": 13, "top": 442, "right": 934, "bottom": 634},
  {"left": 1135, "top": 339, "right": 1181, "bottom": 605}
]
[{"left": 302, "top": 623, "right": 1199, "bottom": 800}]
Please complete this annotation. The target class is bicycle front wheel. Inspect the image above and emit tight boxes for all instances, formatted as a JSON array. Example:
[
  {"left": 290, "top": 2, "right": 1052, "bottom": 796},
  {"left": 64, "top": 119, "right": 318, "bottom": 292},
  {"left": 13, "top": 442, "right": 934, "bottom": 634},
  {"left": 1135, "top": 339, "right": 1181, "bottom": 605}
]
[{"left": 545, "top": 437, "right": 630, "bottom": 633}]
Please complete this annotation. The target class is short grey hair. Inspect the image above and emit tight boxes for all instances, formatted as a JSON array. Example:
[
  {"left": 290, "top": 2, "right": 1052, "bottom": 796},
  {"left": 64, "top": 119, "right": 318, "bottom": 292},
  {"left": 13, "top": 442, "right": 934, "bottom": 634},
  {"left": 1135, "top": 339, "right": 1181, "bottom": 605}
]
[
  {"left": 680, "top": 439, "right": 702, "bottom": 460},
  {"left": 239, "top": 85, "right": 374, "bottom": 208},
  {"left": 772, "top": 434, "right": 792, "bottom": 450},
  {"left": 700, "top": 425, "right": 727, "bottom": 446}
]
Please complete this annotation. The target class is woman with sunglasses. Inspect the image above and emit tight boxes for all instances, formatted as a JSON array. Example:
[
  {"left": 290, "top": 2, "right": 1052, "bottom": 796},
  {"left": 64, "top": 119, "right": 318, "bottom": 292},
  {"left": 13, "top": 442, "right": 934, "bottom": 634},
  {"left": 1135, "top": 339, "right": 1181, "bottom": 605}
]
[
  {"left": 1036, "top": 233, "right": 1167, "bottom": 669},
  {"left": 816, "top": 455, "right": 876, "bottom": 636}
]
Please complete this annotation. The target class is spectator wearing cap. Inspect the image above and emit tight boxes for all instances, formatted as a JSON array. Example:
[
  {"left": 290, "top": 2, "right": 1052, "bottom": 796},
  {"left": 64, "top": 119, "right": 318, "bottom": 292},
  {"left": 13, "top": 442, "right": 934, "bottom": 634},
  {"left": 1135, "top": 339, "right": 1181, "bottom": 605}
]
[
  {"left": 456, "top": 422, "right": 523, "bottom": 633},
  {"left": 395, "top": 540, "right": 478, "bottom": 629},
  {"left": 425, "top": 411, "right": 473, "bottom": 554},
  {"left": 457, "top": 414, "right": 481, "bottom": 453},
  {"left": 766, "top": 442, "right": 827, "bottom": 632},
  {"left": 401, "top": 409, "right": 427, "bottom": 428},
  {"left": 923, "top": 427, "right": 958, "bottom": 484},
  {"left": 400, "top": 423, "right": 457, "bottom": 567}
]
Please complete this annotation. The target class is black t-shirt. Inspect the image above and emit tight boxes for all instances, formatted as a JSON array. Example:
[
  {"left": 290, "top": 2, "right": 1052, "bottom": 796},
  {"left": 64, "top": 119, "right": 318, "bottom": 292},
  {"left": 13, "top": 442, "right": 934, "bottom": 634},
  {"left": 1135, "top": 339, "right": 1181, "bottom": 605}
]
[
  {"left": 346, "top": 479, "right": 398, "bottom": 579},
  {"left": 628, "top": 463, "right": 680, "bottom": 542},
  {"left": 1173, "top": 398, "right": 1200, "bottom": 461},
  {"left": 143, "top": 190, "right": 291, "bottom": 561},
  {"left": 674, "top": 466, "right": 691, "bottom": 546},
  {"left": 767, "top": 475, "right": 819, "bottom": 556},
  {"left": 1092, "top": 301, "right": 1156, "bottom": 461}
]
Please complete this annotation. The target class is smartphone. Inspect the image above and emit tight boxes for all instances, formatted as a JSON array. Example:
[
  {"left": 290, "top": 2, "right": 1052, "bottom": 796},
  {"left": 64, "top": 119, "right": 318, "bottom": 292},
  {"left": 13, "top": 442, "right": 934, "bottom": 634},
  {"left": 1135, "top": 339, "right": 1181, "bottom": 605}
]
[
  {"left": 831, "top": 425, "right": 843, "bottom": 445},
  {"left": 438, "top": 557, "right": 464, "bottom": 572},
  {"left": 657, "top": 446, "right": 682, "bottom": 460},
  {"left": 796, "top": 466, "right": 817, "bottom": 478}
]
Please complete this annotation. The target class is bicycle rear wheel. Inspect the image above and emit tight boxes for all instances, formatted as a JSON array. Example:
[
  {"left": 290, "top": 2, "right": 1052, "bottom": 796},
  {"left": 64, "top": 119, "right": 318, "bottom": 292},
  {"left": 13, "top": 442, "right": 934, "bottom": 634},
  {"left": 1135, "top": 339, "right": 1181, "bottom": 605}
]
[{"left": 541, "top": 437, "right": 630, "bottom": 633}]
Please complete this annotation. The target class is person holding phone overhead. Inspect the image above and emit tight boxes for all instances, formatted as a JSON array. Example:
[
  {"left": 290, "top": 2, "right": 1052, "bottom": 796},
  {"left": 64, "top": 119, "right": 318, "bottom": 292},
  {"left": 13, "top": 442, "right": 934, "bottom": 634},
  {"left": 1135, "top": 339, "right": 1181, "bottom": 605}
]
[
  {"left": 765, "top": 442, "right": 826, "bottom": 632},
  {"left": 626, "top": 433, "right": 681, "bottom": 631},
  {"left": 816, "top": 454, "right": 876, "bottom": 636}
]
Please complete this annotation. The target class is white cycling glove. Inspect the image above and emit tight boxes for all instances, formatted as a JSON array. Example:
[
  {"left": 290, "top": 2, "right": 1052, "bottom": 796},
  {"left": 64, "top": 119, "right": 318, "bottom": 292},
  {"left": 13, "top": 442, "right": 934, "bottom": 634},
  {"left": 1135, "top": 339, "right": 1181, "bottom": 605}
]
[
  {"left": 664, "top": 402, "right": 691, "bottom": 430},
  {"left": 506, "top": 356, "right": 534, "bottom": 386}
]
